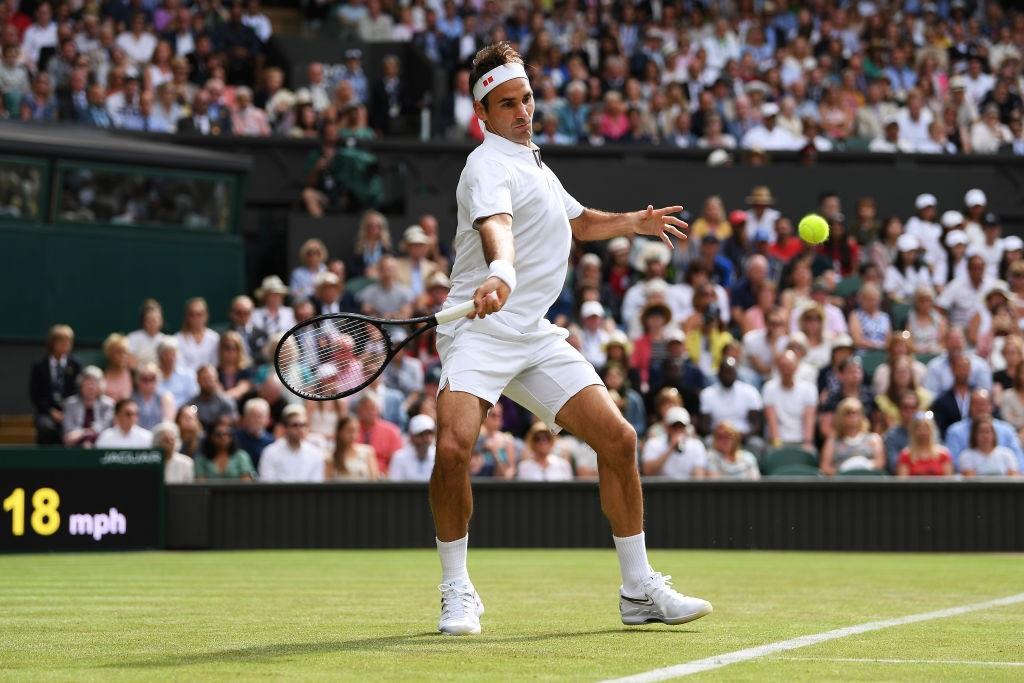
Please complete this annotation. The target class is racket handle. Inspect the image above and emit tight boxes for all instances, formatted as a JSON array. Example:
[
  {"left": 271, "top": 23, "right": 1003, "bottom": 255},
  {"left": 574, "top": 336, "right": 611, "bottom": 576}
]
[{"left": 434, "top": 300, "right": 477, "bottom": 325}]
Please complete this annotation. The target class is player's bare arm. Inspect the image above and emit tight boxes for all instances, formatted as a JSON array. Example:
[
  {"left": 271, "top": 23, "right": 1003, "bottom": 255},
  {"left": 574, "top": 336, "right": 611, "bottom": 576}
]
[
  {"left": 470, "top": 212, "right": 514, "bottom": 319},
  {"left": 569, "top": 205, "right": 689, "bottom": 248}
]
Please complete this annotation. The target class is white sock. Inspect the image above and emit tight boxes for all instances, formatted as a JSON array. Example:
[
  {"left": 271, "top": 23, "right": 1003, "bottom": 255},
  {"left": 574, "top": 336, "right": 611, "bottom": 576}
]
[
  {"left": 436, "top": 535, "right": 470, "bottom": 584},
  {"left": 614, "top": 532, "right": 652, "bottom": 596}
]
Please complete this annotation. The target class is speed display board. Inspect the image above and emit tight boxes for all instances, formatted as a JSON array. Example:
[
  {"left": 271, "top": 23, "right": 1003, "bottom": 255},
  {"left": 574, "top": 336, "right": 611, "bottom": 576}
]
[{"left": 0, "top": 449, "right": 164, "bottom": 552}]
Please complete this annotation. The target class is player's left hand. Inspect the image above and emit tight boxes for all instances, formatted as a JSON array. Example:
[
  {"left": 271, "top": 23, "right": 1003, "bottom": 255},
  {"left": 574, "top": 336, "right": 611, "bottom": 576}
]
[{"left": 633, "top": 205, "right": 688, "bottom": 249}]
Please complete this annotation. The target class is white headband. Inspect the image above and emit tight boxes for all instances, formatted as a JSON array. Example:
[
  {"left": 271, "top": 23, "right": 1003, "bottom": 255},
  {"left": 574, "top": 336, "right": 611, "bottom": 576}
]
[{"left": 472, "top": 63, "right": 528, "bottom": 102}]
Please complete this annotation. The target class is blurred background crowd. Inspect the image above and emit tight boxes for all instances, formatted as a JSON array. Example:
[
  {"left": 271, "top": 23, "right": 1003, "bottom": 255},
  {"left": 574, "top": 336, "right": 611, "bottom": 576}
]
[
  {"left": 4, "top": 0, "right": 1024, "bottom": 158},
  {"left": 30, "top": 183, "right": 1024, "bottom": 482}
]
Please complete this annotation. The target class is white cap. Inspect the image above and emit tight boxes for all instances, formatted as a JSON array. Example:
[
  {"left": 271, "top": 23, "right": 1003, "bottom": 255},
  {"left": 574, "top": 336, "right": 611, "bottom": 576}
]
[
  {"left": 663, "top": 327, "right": 685, "bottom": 344},
  {"left": 1002, "top": 235, "right": 1024, "bottom": 251},
  {"left": 944, "top": 230, "right": 969, "bottom": 248},
  {"left": 964, "top": 188, "right": 987, "bottom": 207},
  {"left": 707, "top": 149, "right": 732, "bottom": 167},
  {"left": 580, "top": 301, "right": 605, "bottom": 318},
  {"left": 761, "top": 102, "right": 780, "bottom": 117},
  {"left": 403, "top": 225, "right": 430, "bottom": 244},
  {"left": 640, "top": 241, "right": 671, "bottom": 266},
  {"left": 644, "top": 279, "right": 668, "bottom": 296},
  {"left": 941, "top": 210, "right": 964, "bottom": 229},
  {"left": 409, "top": 414, "right": 436, "bottom": 435},
  {"left": 915, "top": 193, "right": 938, "bottom": 210},
  {"left": 608, "top": 236, "right": 630, "bottom": 253},
  {"left": 579, "top": 253, "right": 602, "bottom": 268},
  {"left": 966, "top": 244, "right": 986, "bottom": 259},
  {"left": 897, "top": 233, "right": 921, "bottom": 252},
  {"left": 664, "top": 406, "right": 691, "bottom": 426}
]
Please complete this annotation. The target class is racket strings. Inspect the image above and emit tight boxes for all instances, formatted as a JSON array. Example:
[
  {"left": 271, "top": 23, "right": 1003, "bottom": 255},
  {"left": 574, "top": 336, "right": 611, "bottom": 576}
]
[{"left": 277, "top": 317, "right": 393, "bottom": 398}]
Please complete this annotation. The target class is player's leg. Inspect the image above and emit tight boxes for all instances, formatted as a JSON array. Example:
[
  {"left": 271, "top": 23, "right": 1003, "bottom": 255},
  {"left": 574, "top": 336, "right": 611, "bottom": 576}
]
[
  {"left": 556, "top": 384, "right": 713, "bottom": 626},
  {"left": 431, "top": 386, "right": 489, "bottom": 636}
]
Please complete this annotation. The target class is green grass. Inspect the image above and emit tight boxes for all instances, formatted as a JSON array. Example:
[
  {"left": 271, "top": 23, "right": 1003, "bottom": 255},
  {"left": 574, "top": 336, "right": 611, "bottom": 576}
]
[{"left": 1, "top": 550, "right": 1022, "bottom": 681}]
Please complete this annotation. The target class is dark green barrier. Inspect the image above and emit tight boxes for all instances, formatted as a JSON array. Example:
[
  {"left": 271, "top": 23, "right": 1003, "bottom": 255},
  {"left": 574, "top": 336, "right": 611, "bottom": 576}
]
[{"left": 0, "top": 448, "right": 164, "bottom": 552}]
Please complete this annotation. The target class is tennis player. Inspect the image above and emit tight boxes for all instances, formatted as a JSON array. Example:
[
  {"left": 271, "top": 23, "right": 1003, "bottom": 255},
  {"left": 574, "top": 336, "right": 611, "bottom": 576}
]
[{"left": 432, "top": 43, "right": 712, "bottom": 636}]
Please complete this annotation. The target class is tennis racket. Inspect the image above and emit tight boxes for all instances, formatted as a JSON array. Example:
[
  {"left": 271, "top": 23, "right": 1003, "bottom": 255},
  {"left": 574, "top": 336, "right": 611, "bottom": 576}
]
[{"left": 274, "top": 300, "right": 476, "bottom": 400}]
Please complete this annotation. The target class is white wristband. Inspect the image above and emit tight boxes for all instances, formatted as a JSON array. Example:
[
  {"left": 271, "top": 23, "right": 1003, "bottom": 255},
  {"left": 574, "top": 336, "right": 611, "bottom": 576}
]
[{"left": 488, "top": 259, "right": 516, "bottom": 293}]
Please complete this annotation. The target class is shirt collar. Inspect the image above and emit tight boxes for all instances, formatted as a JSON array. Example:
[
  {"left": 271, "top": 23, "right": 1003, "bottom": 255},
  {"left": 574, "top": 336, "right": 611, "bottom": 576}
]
[{"left": 483, "top": 128, "right": 539, "bottom": 156}]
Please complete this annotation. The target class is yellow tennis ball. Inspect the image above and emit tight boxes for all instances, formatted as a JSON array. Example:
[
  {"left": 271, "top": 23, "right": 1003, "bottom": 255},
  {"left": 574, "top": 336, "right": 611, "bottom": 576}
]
[{"left": 798, "top": 214, "right": 830, "bottom": 244}]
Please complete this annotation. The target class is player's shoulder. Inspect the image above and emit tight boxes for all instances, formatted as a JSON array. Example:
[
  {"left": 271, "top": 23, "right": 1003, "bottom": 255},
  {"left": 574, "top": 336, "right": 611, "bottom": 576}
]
[{"left": 464, "top": 145, "right": 513, "bottom": 175}]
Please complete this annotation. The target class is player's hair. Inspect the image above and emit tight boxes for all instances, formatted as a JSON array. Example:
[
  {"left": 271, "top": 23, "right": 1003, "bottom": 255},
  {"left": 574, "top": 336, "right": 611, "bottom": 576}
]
[{"left": 470, "top": 42, "right": 524, "bottom": 110}]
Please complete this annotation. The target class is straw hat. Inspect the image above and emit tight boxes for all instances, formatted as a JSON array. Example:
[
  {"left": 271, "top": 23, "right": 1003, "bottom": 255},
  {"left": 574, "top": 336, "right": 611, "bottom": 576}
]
[{"left": 255, "top": 275, "right": 289, "bottom": 300}]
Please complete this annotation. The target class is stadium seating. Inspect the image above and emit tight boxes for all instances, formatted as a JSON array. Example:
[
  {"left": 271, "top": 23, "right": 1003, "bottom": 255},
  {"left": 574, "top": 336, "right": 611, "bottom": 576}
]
[{"left": 762, "top": 448, "right": 818, "bottom": 475}]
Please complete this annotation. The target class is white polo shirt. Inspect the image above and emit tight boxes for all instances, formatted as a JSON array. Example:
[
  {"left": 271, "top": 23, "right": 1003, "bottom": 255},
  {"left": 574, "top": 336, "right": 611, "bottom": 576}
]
[
  {"left": 257, "top": 439, "right": 325, "bottom": 483},
  {"left": 439, "top": 129, "right": 584, "bottom": 340}
]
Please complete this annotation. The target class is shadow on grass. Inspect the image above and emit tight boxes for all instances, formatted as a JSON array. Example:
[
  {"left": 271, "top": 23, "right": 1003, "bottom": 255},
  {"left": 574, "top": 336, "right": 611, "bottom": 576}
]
[{"left": 103, "top": 627, "right": 701, "bottom": 669}]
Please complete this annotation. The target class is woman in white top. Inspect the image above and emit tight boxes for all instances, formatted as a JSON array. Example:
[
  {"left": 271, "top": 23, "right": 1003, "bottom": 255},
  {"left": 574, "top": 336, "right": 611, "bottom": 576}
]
[
  {"left": 959, "top": 417, "right": 1019, "bottom": 477},
  {"left": 126, "top": 298, "right": 167, "bottom": 366},
  {"left": 326, "top": 415, "right": 379, "bottom": 481},
  {"left": 152, "top": 421, "right": 195, "bottom": 484},
  {"left": 252, "top": 275, "right": 296, "bottom": 336},
  {"left": 144, "top": 40, "right": 174, "bottom": 92},
  {"left": 289, "top": 238, "right": 328, "bottom": 302},
  {"left": 905, "top": 286, "right": 947, "bottom": 355},
  {"left": 175, "top": 297, "right": 219, "bottom": 373},
  {"left": 516, "top": 422, "right": 573, "bottom": 481},
  {"left": 307, "top": 398, "right": 346, "bottom": 451},
  {"left": 883, "top": 234, "right": 932, "bottom": 303}
]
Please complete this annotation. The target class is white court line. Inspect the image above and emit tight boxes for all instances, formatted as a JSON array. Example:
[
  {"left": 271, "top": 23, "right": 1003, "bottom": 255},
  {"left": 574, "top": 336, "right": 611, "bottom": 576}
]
[
  {"left": 602, "top": 592, "right": 1024, "bottom": 682},
  {"left": 778, "top": 656, "right": 1024, "bottom": 668}
]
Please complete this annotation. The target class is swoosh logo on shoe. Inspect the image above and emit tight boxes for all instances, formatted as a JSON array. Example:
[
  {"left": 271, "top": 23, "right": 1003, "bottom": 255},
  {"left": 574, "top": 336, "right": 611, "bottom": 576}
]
[{"left": 621, "top": 594, "right": 655, "bottom": 606}]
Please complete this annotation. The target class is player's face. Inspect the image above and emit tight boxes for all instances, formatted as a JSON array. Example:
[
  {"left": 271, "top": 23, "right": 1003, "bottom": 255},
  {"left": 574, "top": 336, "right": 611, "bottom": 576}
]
[{"left": 476, "top": 77, "right": 534, "bottom": 145}]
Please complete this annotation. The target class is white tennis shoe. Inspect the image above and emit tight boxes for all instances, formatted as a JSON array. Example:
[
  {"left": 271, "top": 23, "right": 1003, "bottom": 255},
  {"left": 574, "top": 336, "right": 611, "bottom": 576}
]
[
  {"left": 438, "top": 579, "right": 485, "bottom": 636},
  {"left": 619, "top": 572, "right": 713, "bottom": 625}
]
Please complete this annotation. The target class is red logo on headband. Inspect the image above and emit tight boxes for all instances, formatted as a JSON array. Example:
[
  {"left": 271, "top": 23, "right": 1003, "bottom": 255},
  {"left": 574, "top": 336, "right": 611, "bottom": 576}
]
[{"left": 483, "top": 76, "right": 494, "bottom": 86}]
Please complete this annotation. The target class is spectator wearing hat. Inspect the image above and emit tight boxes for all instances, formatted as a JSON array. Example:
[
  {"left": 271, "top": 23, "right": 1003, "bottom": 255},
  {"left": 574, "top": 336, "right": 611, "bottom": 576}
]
[
  {"left": 641, "top": 407, "right": 707, "bottom": 479},
  {"left": 869, "top": 115, "right": 915, "bottom": 153},
  {"left": 744, "top": 185, "right": 780, "bottom": 243},
  {"left": 388, "top": 414, "right": 437, "bottom": 482},
  {"left": 652, "top": 327, "right": 707, "bottom": 413},
  {"left": 252, "top": 275, "right": 296, "bottom": 337},
  {"left": 340, "top": 48, "right": 368, "bottom": 104},
  {"left": 962, "top": 189, "right": 988, "bottom": 242},
  {"left": 620, "top": 242, "right": 680, "bottom": 333},
  {"left": 934, "top": 228, "right": 969, "bottom": 288},
  {"left": 975, "top": 213, "right": 1005, "bottom": 280},
  {"left": 741, "top": 102, "right": 803, "bottom": 151},
  {"left": 394, "top": 225, "right": 439, "bottom": 299},
  {"left": 578, "top": 301, "right": 611, "bottom": 368},
  {"left": 517, "top": 422, "right": 573, "bottom": 481},
  {"left": 945, "top": 389, "right": 1024, "bottom": 471},
  {"left": 289, "top": 238, "right": 328, "bottom": 301},
  {"left": 309, "top": 270, "right": 357, "bottom": 316},
  {"left": 966, "top": 282, "right": 1014, "bottom": 358},
  {"left": 905, "top": 193, "right": 943, "bottom": 266},
  {"left": 936, "top": 250, "right": 992, "bottom": 329},
  {"left": 883, "top": 234, "right": 932, "bottom": 303},
  {"left": 698, "top": 357, "right": 763, "bottom": 446}
]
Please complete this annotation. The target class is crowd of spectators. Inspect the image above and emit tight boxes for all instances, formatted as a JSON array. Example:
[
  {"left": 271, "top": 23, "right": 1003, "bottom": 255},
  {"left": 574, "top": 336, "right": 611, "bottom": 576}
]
[
  {"left": 5, "top": 1, "right": 1024, "bottom": 159},
  {"left": 29, "top": 185, "right": 1024, "bottom": 482}
]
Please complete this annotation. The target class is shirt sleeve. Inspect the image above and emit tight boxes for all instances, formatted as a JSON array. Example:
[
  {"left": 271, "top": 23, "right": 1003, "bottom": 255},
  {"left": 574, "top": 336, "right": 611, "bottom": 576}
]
[
  {"left": 552, "top": 173, "right": 584, "bottom": 220},
  {"left": 465, "top": 158, "right": 514, "bottom": 226}
]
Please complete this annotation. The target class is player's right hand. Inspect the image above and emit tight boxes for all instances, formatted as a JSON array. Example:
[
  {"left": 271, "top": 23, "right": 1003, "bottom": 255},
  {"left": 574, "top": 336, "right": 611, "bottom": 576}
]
[{"left": 470, "top": 277, "right": 510, "bottom": 319}]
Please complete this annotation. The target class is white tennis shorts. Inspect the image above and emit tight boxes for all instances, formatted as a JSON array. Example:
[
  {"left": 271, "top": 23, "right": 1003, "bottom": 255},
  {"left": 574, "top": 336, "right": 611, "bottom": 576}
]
[{"left": 436, "top": 328, "right": 602, "bottom": 431}]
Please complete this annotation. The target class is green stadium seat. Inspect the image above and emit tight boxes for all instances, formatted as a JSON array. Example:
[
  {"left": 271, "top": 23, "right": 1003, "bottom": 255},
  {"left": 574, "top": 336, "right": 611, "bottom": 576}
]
[
  {"left": 860, "top": 349, "right": 888, "bottom": 382},
  {"left": 346, "top": 276, "right": 374, "bottom": 296},
  {"left": 833, "top": 276, "right": 862, "bottom": 299},
  {"left": 916, "top": 352, "right": 939, "bottom": 366},
  {"left": 767, "top": 464, "right": 822, "bottom": 476},
  {"left": 763, "top": 447, "right": 818, "bottom": 474},
  {"left": 75, "top": 349, "right": 106, "bottom": 369},
  {"left": 837, "top": 468, "right": 888, "bottom": 476},
  {"left": 890, "top": 303, "right": 911, "bottom": 330}
]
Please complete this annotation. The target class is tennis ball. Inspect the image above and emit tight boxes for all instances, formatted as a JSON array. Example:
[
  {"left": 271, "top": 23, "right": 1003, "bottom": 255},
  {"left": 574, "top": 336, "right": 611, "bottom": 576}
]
[{"left": 798, "top": 214, "right": 830, "bottom": 244}]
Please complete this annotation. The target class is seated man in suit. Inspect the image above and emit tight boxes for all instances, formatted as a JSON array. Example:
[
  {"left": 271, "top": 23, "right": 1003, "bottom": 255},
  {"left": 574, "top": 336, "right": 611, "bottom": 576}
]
[
  {"left": 29, "top": 324, "right": 82, "bottom": 444},
  {"left": 309, "top": 270, "right": 357, "bottom": 315},
  {"left": 177, "top": 88, "right": 232, "bottom": 135},
  {"left": 931, "top": 354, "right": 973, "bottom": 437}
]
